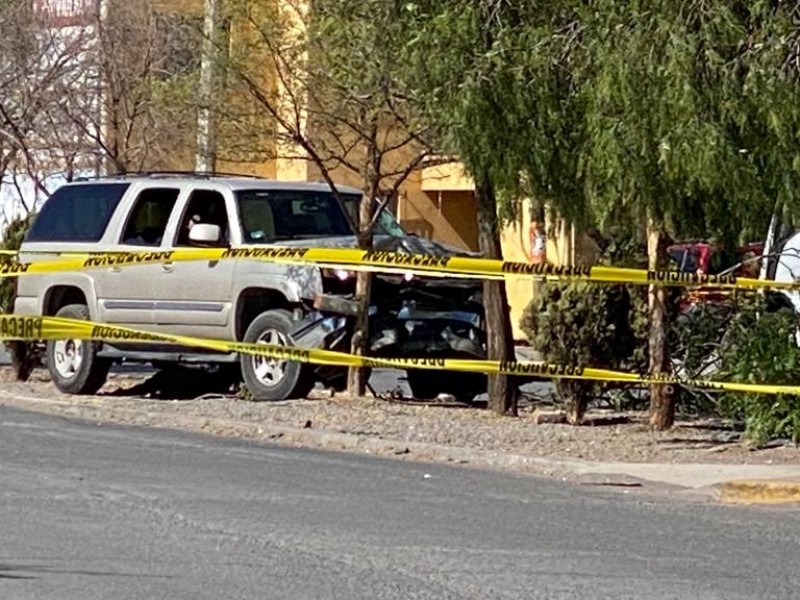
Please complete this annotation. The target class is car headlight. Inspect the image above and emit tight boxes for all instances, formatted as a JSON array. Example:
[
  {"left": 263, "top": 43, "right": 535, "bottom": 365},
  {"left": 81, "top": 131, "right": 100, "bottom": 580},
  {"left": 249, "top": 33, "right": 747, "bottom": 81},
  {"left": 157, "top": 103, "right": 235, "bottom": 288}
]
[{"left": 321, "top": 268, "right": 353, "bottom": 281}]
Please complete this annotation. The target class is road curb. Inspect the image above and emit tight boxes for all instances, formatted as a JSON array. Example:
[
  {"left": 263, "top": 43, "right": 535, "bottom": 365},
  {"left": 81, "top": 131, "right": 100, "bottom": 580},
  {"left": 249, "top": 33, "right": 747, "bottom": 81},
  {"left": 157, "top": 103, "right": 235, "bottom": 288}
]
[
  {"left": 4, "top": 392, "right": 800, "bottom": 501},
  {"left": 717, "top": 479, "right": 800, "bottom": 505},
  {"left": 0, "top": 393, "right": 710, "bottom": 493},
  {"left": 0, "top": 392, "right": 583, "bottom": 478}
]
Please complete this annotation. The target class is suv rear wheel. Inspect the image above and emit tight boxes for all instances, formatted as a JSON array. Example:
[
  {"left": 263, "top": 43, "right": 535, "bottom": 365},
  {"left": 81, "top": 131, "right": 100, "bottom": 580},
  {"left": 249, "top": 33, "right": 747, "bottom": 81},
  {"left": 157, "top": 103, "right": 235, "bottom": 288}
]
[
  {"left": 46, "top": 304, "right": 111, "bottom": 395},
  {"left": 240, "top": 309, "right": 315, "bottom": 401}
]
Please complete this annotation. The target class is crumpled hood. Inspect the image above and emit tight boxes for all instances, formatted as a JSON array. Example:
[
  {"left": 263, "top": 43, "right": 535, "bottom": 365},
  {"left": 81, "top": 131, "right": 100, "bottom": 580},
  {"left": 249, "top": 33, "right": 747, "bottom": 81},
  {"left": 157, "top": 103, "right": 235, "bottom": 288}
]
[
  {"left": 273, "top": 234, "right": 481, "bottom": 291},
  {"left": 273, "top": 234, "right": 480, "bottom": 258},
  {"left": 376, "top": 235, "right": 480, "bottom": 258}
]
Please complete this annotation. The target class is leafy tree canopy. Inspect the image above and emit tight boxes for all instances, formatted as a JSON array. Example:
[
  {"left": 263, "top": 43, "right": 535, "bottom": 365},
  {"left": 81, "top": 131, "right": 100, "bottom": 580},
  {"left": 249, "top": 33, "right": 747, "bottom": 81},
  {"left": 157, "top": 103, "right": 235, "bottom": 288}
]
[{"left": 405, "top": 0, "right": 800, "bottom": 246}]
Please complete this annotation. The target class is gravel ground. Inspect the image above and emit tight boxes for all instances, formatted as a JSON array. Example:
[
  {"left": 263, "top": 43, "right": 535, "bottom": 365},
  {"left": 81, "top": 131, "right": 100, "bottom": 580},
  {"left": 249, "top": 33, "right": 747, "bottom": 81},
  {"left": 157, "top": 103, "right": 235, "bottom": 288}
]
[{"left": 2, "top": 367, "right": 799, "bottom": 466}]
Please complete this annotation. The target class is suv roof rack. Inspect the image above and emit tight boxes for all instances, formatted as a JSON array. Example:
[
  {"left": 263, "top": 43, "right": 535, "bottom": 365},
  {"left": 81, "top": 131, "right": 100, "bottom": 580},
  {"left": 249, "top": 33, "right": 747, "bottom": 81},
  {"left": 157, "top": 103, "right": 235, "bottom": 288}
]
[{"left": 75, "top": 170, "right": 265, "bottom": 181}]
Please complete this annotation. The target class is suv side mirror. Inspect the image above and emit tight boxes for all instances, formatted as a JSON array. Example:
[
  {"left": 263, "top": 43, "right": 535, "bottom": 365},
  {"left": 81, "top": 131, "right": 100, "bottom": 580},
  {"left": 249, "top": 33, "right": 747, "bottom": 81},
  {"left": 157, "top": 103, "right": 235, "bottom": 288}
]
[{"left": 189, "top": 223, "right": 221, "bottom": 245}]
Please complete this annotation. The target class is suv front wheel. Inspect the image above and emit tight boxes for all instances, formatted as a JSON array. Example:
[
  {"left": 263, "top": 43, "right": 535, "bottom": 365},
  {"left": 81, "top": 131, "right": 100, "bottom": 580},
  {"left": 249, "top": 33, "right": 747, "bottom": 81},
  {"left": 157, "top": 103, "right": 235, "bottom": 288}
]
[
  {"left": 46, "top": 304, "right": 111, "bottom": 395},
  {"left": 241, "top": 309, "right": 315, "bottom": 401}
]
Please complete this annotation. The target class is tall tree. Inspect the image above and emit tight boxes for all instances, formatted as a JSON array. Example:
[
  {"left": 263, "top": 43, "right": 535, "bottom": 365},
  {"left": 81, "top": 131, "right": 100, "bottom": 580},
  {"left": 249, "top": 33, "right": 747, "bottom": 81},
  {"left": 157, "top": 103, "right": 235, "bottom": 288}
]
[
  {"left": 0, "top": 0, "right": 90, "bottom": 205},
  {"left": 576, "top": 0, "right": 800, "bottom": 428},
  {"left": 26, "top": 0, "right": 207, "bottom": 177},
  {"left": 224, "top": 0, "right": 439, "bottom": 396},
  {"left": 407, "top": 0, "right": 800, "bottom": 426},
  {"left": 404, "top": 0, "right": 542, "bottom": 415}
]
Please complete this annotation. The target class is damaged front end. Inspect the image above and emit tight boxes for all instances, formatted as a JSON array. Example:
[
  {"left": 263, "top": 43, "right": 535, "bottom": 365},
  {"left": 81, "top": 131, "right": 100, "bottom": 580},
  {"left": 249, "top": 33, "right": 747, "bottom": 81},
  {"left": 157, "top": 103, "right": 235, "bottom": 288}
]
[
  {"left": 290, "top": 237, "right": 487, "bottom": 400},
  {"left": 369, "top": 276, "right": 485, "bottom": 358}
]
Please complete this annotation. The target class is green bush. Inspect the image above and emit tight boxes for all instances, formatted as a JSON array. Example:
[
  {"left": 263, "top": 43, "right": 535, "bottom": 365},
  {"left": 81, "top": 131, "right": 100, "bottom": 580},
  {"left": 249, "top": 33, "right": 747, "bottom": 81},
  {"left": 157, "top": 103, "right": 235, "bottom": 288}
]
[
  {"left": 0, "top": 213, "right": 42, "bottom": 381},
  {"left": 718, "top": 305, "right": 800, "bottom": 444},
  {"left": 0, "top": 214, "right": 33, "bottom": 313},
  {"left": 521, "top": 282, "right": 637, "bottom": 423}
]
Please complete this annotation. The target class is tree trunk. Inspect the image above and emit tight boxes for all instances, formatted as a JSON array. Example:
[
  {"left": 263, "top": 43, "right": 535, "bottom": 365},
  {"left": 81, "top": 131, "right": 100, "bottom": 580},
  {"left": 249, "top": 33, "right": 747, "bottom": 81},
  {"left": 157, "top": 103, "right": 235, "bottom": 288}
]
[
  {"left": 347, "top": 192, "right": 375, "bottom": 397},
  {"left": 347, "top": 270, "right": 372, "bottom": 396},
  {"left": 557, "top": 380, "right": 588, "bottom": 425},
  {"left": 647, "top": 219, "right": 675, "bottom": 429},
  {"left": 195, "top": 0, "right": 221, "bottom": 172},
  {"left": 9, "top": 341, "right": 38, "bottom": 382},
  {"left": 475, "top": 177, "right": 517, "bottom": 416}
]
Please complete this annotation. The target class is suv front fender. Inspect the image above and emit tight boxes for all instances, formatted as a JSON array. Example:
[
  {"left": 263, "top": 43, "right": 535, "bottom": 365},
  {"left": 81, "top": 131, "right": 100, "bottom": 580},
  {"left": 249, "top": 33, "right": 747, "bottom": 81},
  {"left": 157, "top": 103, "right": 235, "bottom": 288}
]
[{"left": 233, "top": 264, "right": 323, "bottom": 304}]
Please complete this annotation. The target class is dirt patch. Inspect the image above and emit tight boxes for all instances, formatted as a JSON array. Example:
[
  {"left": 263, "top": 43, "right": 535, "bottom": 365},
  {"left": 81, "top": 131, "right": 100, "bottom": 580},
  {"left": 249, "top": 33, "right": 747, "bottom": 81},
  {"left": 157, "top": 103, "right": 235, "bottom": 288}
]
[{"left": 1, "top": 368, "right": 799, "bottom": 466}]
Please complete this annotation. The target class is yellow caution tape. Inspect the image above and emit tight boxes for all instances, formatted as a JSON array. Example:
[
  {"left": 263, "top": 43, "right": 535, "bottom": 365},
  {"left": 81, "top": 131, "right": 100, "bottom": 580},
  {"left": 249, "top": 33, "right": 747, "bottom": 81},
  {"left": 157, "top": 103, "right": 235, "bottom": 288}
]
[
  {"left": 0, "top": 245, "right": 794, "bottom": 289},
  {"left": 2, "top": 314, "right": 799, "bottom": 396}
]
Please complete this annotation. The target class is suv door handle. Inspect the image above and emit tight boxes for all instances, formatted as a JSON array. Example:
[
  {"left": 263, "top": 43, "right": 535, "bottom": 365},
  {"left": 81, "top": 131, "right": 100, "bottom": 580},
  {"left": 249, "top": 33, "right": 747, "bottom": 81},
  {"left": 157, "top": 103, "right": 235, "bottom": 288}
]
[
  {"left": 109, "top": 266, "right": 121, "bottom": 273},
  {"left": 161, "top": 262, "right": 174, "bottom": 273}
]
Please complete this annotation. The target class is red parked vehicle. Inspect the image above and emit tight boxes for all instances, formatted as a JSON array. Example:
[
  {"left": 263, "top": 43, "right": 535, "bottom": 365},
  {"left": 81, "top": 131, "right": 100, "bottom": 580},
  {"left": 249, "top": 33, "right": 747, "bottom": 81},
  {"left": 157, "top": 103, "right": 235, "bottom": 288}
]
[{"left": 666, "top": 240, "right": 764, "bottom": 313}]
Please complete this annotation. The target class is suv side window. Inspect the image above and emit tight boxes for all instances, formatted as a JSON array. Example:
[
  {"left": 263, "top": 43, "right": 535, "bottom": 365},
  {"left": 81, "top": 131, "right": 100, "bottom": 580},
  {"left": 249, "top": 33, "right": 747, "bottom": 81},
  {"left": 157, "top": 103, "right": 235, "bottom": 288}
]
[
  {"left": 26, "top": 182, "right": 130, "bottom": 243},
  {"left": 175, "top": 189, "right": 229, "bottom": 247},
  {"left": 120, "top": 187, "right": 181, "bottom": 246}
]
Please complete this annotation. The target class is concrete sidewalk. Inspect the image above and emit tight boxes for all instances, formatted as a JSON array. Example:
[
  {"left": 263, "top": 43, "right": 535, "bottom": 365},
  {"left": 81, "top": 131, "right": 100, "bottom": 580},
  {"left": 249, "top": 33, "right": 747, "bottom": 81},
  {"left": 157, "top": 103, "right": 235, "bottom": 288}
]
[
  {"left": 368, "top": 439, "right": 800, "bottom": 503},
  {"left": 554, "top": 458, "right": 800, "bottom": 504},
  {"left": 559, "top": 460, "right": 800, "bottom": 489}
]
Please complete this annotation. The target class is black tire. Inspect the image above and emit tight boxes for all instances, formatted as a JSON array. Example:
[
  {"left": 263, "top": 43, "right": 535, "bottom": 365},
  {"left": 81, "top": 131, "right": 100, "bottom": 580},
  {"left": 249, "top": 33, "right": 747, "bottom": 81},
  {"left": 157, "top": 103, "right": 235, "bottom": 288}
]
[
  {"left": 764, "top": 292, "right": 795, "bottom": 315},
  {"left": 240, "top": 309, "right": 315, "bottom": 401},
  {"left": 46, "top": 304, "right": 111, "bottom": 395},
  {"left": 406, "top": 368, "right": 486, "bottom": 403}
]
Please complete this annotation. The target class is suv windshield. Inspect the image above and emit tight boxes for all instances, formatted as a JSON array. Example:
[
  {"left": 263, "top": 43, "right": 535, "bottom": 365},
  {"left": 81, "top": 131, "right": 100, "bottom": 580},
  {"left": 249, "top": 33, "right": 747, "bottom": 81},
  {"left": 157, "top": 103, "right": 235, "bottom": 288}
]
[
  {"left": 236, "top": 190, "right": 354, "bottom": 243},
  {"left": 340, "top": 195, "right": 407, "bottom": 238}
]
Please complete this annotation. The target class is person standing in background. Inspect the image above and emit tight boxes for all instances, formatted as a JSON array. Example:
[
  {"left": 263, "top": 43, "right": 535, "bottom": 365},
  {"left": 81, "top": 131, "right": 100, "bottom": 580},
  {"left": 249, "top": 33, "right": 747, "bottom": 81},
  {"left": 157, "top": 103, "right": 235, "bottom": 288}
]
[{"left": 528, "top": 220, "right": 546, "bottom": 264}]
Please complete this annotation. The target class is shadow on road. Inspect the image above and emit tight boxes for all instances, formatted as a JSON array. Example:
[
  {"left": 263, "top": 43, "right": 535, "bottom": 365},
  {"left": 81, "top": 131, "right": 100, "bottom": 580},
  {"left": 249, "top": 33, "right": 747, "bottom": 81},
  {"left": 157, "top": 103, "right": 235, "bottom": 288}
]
[
  {"left": 0, "top": 565, "right": 36, "bottom": 580},
  {"left": 0, "top": 563, "right": 176, "bottom": 580}
]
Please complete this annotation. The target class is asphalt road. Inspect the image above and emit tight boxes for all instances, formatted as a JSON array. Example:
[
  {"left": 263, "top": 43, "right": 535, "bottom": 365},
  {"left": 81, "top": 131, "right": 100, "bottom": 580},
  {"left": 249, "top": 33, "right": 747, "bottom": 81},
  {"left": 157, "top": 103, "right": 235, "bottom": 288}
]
[{"left": 1, "top": 407, "right": 799, "bottom": 600}]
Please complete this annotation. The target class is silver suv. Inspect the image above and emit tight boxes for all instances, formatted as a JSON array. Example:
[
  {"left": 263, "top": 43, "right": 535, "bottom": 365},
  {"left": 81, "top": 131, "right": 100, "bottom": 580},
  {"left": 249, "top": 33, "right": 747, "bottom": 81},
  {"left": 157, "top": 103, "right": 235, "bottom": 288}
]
[
  {"left": 16, "top": 174, "right": 362, "bottom": 398},
  {"left": 15, "top": 173, "right": 488, "bottom": 401}
]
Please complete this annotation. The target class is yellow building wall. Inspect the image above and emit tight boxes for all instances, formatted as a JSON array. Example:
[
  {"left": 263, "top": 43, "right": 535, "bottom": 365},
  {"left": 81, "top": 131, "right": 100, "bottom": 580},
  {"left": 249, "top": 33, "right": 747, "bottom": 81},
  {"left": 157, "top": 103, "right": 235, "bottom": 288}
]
[
  {"left": 398, "top": 174, "right": 478, "bottom": 250},
  {"left": 499, "top": 200, "right": 538, "bottom": 341}
]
